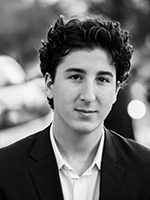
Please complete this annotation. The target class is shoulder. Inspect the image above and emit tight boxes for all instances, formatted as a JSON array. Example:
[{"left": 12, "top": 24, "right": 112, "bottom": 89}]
[
  {"left": 0, "top": 125, "right": 52, "bottom": 186},
  {"left": 0, "top": 126, "right": 49, "bottom": 166},
  {"left": 0, "top": 131, "right": 39, "bottom": 161},
  {"left": 106, "top": 129, "right": 150, "bottom": 162}
]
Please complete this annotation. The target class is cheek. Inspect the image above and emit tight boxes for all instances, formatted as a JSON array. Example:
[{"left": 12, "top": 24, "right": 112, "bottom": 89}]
[
  {"left": 100, "top": 89, "right": 117, "bottom": 105},
  {"left": 53, "top": 83, "right": 75, "bottom": 105}
]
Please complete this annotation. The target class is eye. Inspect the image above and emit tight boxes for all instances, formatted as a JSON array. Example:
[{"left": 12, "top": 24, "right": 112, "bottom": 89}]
[
  {"left": 96, "top": 77, "right": 109, "bottom": 84},
  {"left": 69, "top": 74, "right": 83, "bottom": 81}
]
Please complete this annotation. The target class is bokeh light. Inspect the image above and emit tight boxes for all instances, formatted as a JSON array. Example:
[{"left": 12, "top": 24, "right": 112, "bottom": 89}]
[{"left": 127, "top": 99, "right": 146, "bottom": 119}]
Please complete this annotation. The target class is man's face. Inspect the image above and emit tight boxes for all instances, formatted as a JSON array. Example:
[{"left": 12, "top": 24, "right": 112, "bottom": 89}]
[{"left": 46, "top": 48, "right": 119, "bottom": 134}]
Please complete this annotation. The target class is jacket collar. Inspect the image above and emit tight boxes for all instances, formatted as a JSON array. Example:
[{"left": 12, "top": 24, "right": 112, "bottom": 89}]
[
  {"left": 29, "top": 125, "right": 124, "bottom": 200},
  {"left": 100, "top": 128, "right": 124, "bottom": 200},
  {"left": 29, "top": 125, "right": 64, "bottom": 200}
]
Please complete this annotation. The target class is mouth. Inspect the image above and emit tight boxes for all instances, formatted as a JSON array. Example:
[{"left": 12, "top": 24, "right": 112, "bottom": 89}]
[
  {"left": 76, "top": 109, "right": 96, "bottom": 113},
  {"left": 75, "top": 109, "right": 97, "bottom": 116}
]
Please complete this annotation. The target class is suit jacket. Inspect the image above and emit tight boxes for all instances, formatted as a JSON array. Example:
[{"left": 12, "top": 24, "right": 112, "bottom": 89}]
[{"left": 0, "top": 125, "right": 150, "bottom": 200}]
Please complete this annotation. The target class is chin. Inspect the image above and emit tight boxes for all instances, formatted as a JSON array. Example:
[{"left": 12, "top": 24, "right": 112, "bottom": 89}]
[{"left": 72, "top": 122, "right": 101, "bottom": 134}]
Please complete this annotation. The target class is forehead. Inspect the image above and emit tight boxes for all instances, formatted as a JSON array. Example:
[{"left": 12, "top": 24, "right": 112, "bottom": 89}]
[{"left": 57, "top": 48, "right": 116, "bottom": 74}]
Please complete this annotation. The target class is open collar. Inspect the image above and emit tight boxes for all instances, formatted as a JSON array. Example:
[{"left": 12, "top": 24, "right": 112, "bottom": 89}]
[
  {"left": 28, "top": 125, "right": 125, "bottom": 200},
  {"left": 50, "top": 122, "right": 105, "bottom": 172}
]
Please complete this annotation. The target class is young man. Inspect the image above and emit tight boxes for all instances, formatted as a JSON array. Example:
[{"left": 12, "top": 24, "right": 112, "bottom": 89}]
[{"left": 0, "top": 13, "right": 150, "bottom": 200}]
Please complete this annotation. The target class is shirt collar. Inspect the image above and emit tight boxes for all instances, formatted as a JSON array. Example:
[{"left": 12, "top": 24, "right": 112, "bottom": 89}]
[
  {"left": 91, "top": 129, "right": 104, "bottom": 170},
  {"left": 50, "top": 122, "right": 105, "bottom": 171},
  {"left": 50, "top": 123, "right": 64, "bottom": 170}
]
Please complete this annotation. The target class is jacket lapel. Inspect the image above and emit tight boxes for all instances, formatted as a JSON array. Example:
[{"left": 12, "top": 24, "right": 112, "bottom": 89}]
[
  {"left": 29, "top": 125, "right": 64, "bottom": 200},
  {"left": 28, "top": 126, "right": 124, "bottom": 200},
  {"left": 100, "top": 128, "right": 124, "bottom": 200}
]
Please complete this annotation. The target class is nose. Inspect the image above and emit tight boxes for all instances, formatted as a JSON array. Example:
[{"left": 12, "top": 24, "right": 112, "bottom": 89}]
[{"left": 80, "top": 81, "right": 96, "bottom": 103}]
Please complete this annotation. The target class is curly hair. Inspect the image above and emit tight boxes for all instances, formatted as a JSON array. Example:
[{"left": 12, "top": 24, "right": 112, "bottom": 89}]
[{"left": 39, "top": 13, "right": 134, "bottom": 109}]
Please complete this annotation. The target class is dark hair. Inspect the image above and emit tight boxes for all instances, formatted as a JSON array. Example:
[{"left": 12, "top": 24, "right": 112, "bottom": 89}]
[{"left": 39, "top": 13, "right": 134, "bottom": 109}]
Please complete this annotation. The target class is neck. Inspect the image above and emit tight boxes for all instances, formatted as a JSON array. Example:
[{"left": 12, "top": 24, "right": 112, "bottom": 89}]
[
  {"left": 52, "top": 122, "right": 104, "bottom": 175},
  {"left": 53, "top": 121, "right": 103, "bottom": 155}
]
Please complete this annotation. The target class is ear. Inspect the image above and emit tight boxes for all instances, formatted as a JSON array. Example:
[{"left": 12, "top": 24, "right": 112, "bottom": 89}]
[
  {"left": 113, "top": 86, "right": 120, "bottom": 104},
  {"left": 45, "top": 73, "right": 54, "bottom": 99}
]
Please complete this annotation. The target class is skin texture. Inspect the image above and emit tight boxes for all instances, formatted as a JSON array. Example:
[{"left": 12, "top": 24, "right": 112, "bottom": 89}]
[{"left": 45, "top": 48, "right": 119, "bottom": 174}]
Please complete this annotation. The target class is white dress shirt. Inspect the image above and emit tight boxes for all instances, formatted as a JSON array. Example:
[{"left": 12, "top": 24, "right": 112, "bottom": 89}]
[{"left": 50, "top": 123, "right": 105, "bottom": 200}]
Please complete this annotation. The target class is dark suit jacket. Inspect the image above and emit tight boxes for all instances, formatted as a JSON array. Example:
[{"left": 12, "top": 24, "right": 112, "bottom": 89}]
[{"left": 0, "top": 125, "right": 150, "bottom": 200}]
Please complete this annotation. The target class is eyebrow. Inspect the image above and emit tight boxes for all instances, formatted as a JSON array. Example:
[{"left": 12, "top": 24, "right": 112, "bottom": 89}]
[
  {"left": 65, "top": 68, "right": 86, "bottom": 74},
  {"left": 97, "top": 71, "right": 114, "bottom": 77},
  {"left": 65, "top": 67, "right": 114, "bottom": 77}
]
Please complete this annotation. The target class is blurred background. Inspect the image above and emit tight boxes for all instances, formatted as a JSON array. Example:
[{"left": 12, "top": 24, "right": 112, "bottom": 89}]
[{"left": 0, "top": 0, "right": 150, "bottom": 148}]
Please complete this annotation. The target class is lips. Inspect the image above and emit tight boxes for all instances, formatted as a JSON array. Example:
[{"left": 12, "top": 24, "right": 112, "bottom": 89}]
[
  {"left": 75, "top": 109, "right": 96, "bottom": 114},
  {"left": 75, "top": 109, "right": 97, "bottom": 114}
]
